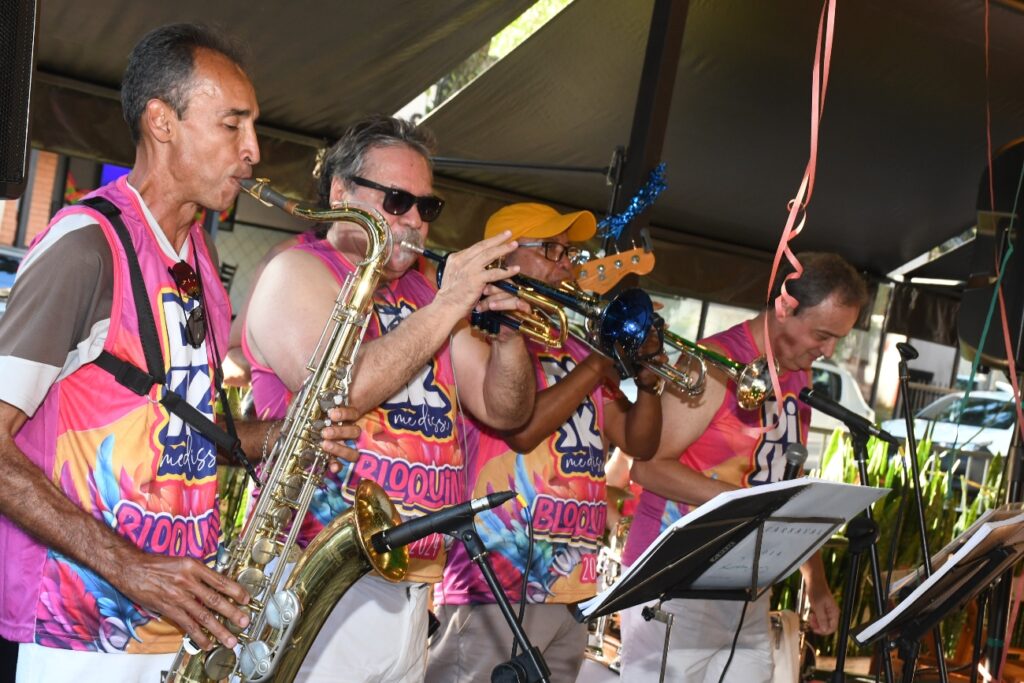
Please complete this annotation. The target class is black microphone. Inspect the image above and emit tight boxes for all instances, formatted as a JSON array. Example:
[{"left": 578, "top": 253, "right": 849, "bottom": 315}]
[
  {"left": 371, "top": 490, "right": 517, "bottom": 554},
  {"left": 782, "top": 443, "right": 808, "bottom": 480},
  {"left": 798, "top": 387, "right": 899, "bottom": 445}
]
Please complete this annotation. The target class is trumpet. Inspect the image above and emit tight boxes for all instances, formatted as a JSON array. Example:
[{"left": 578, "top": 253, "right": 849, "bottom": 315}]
[
  {"left": 404, "top": 241, "right": 770, "bottom": 409},
  {"left": 404, "top": 242, "right": 655, "bottom": 359},
  {"left": 642, "top": 325, "right": 774, "bottom": 410}
]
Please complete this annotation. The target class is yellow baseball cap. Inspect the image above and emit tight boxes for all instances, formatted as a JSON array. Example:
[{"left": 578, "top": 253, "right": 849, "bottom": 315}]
[{"left": 484, "top": 202, "right": 597, "bottom": 242}]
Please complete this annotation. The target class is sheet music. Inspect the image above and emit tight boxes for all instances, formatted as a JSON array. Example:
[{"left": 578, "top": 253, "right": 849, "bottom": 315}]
[
  {"left": 888, "top": 504, "right": 1024, "bottom": 597},
  {"left": 690, "top": 520, "right": 838, "bottom": 589},
  {"left": 577, "top": 478, "right": 886, "bottom": 618},
  {"left": 691, "top": 481, "right": 886, "bottom": 589},
  {"left": 854, "top": 512, "right": 1024, "bottom": 645}
]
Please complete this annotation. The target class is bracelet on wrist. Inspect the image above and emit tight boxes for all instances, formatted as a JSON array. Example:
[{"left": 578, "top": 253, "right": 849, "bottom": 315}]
[{"left": 261, "top": 420, "right": 281, "bottom": 460}]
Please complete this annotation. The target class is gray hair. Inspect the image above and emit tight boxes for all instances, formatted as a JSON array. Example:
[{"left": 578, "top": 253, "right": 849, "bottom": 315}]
[
  {"left": 316, "top": 115, "right": 436, "bottom": 208},
  {"left": 770, "top": 252, "right": 870, "bottom": 313}
]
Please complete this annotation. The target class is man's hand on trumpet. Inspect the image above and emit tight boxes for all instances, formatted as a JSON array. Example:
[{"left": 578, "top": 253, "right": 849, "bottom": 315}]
[{"left": 431, "top": 231, "right": 532, "bottom": 320}]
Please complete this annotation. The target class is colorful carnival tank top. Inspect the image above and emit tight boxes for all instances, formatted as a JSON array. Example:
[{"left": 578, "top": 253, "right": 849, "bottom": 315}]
[
  {"left": 0, "top": 176, "right": 231, "bottom": 652},
  {"left": 438, "top": 337, "right": 609, "bottom": 606},
  {"left": 247, "top": 239, "right": 462, "bottom": 583},
  {"left": 622, "top": 320, "right": 810, "bottom": 567}
]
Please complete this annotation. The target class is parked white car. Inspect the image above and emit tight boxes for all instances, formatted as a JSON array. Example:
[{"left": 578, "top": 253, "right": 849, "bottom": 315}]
[
  {"left": 805, "top": 358, "right": 876, "bottom": 469},
  {"left": 879, "top": 390, "right": 1016, "bottom": 457}
]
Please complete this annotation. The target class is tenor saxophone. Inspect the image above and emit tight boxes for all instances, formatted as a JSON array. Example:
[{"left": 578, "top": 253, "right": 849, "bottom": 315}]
[{"left": 164, "top": 179, "right": 408, "bottom": 682}]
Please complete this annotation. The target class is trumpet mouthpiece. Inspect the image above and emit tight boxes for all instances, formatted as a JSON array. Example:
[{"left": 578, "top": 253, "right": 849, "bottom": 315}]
[{"left": 399, "top": 239, "right": 425, "bottom": 254}]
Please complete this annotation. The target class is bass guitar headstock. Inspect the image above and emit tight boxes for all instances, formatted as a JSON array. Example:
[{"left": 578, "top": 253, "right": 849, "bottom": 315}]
[{"left": 574, "top": 245, "right": 655, "bottom": 294}]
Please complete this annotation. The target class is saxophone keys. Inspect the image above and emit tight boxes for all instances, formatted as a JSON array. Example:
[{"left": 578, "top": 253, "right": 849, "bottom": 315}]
[
  {"left": 202, "top": 645, "right": 238, "bottom": 681},
  {"left": 269, "top": 503, "right": 294, "bottom": 528},
  {"left": 297, "top": 448, "right": 317, "bottom": 469},
  {"left": 281, "top": 473, "right": 305, "bottom": 502},
  {"left": 238, "top": 640, "right": 273, "bottom": 680},
  {"left": 318, "top": 393, "right": 343, "bottom": 411},
  {"left": 266, "top": 589, "right": 301, "bottom": 630},
  {"left": 251, "top": 537, "right": 279, "bottom": 566},
  {"left": 236, "top": 567, "right": 265, "bottom": 597}
]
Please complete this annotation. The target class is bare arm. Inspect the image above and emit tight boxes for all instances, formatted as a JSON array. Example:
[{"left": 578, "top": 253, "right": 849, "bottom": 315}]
[
  {"left": 223, "top": 234, "right": 302, "bottom": 388},
  {"left": 450, "top": 321, "right": 536, "bottom": 431},
  {"left": 601, "top": 331, "right": 667, "bottom": 460},
  {"left": 500, "top": 352, "right": 607, "bottom": 452},
  {"left": 0, "top": 401, "right": 250, "bottom": 650},
  {"left": 602, "top": 386, "right": 663, "bottom": 461},
  {"left": 230, "top": 406, "right": 361, "bottom": 473},
  {"left": 799, "top": 552, "right": 839, "bottom": 635},
  {"left": 246, "top": 233, "right": 527, "bottom": 416},
  {"left": 629, "top": 368, "right": 733, "bottom": 505}
]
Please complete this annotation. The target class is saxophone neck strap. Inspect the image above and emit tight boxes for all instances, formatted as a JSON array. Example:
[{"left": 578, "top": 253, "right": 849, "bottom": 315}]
[{"left": 81, "top": 197, "right": 255, "bottom": 480}]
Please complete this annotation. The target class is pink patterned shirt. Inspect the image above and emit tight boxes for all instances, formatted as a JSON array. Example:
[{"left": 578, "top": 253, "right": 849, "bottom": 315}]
[{"left": 622, "top": 320, "right": 810, "bottom": 567}]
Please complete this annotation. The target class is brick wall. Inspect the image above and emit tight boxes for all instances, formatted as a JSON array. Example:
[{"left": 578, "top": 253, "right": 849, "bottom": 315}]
[
  {"left": 0, "top": 199, "right": 18, "bottom": 245},
  {"left": 0, "top": 151, "right": 60, "bottom": 247},
  {"left": 24, "top": 151, "right": 58, "bottom": 245}
]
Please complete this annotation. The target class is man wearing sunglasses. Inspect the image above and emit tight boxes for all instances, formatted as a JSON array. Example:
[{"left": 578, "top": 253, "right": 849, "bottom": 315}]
[
  {"left": 427, "top": 202, "right": 666, "bottom": 683},
  {"left": 0, "top": 25, "right": 361, "bottom": 682},
  {"left": 244, "top": 115, "right": 536, "bottom": 682}
]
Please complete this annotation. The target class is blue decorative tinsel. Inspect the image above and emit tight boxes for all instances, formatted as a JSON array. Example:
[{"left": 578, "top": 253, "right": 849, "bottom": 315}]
[{"left": 598, "top": 163, "right": 667, "bottom": 240}]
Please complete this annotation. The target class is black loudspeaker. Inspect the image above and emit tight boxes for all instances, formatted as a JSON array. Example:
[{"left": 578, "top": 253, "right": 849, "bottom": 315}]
[
  {"left": 0, "top": 0, "right": 39, "bottom": 200},
  {"left": 958, "top": 140, "right": 1024, "bottom": 369}
]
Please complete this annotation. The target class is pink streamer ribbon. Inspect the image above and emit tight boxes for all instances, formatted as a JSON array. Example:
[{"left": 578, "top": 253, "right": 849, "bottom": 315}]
[{"left": 762, "top": 0, "right": 837, "bottom": 430}]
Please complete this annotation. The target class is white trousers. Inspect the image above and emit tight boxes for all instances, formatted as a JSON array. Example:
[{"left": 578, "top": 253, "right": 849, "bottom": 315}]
[
  {"left": 619, "top": 593, "right": 774, "bottom": 683},
  {"left": 16, "top": 644, "right": 174, "bottom": 683},
  {"left": 296, "top": 573, "right": 430, "bottom": 683},
  {"left": 426, "top": 603, "right": 588, "bottom": 683},
  {"left": 16, "top": 576, "right": 428, "bottom": 683}
]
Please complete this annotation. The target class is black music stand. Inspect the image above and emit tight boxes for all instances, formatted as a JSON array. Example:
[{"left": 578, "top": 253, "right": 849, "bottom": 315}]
[
  {"left": 854, "top": 512, "right": 1024, "bottom": 683},
  {"left": 575, "top": 480, "right": 886, "bottom": 681}
]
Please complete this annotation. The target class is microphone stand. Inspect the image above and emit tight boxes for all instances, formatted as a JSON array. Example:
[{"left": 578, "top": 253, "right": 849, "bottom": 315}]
[
  {"left": 449, "top": 519, "right": 551, "bottom": 683},
  {"left": 844, "top": 427, "right": 896, "bottom": 683},
  {"left": 831, "top": 515, "right": 880, "bottom": 683},
  {"left": 895, "top": 342, "right": 949, "bottom": 683}
]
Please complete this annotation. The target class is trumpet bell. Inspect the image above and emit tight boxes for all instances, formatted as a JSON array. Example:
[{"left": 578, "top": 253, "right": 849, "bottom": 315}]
[
  {"left": 736, "top": 357, "right": 773, "bottom": 411},
  {"left": 594, "top": 288, "right": 655, "bottom": 357}
]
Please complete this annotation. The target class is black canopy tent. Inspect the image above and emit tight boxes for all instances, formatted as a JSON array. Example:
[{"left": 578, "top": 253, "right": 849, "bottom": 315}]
[
  {"left": 423, "top": 0, "right": 1024, "bottom": 307},
  {"left": 28, "top": 0, "right": 534, "bottom": 197},
  {"left": 22, "top": 0, "right": 1024, "bottom": 309}
]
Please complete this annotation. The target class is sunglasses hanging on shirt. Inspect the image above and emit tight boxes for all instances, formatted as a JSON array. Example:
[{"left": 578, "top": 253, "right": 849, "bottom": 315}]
[{"left": 168, "top": 260, "right": 208, "bottom": 349}]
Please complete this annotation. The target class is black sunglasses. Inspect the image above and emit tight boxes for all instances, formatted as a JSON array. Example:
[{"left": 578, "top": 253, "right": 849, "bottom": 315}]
[
  {"left": 348, "top": 176, "right": 445, "bottom": 222},
  {"left": 169, "top": 261, "right": 207, "bottom": 349}
]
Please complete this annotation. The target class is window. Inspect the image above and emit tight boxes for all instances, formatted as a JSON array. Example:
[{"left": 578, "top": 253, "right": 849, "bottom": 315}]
[
  {"left": 812, "top": 367, "right": 842, "bottom": 402},
  {"left": 704, "top": 302, "right": 755, "bottom": 338}
]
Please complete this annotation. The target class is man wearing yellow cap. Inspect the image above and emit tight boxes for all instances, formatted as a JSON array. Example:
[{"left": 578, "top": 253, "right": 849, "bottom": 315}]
[{"left": 426, "top": 203, "right": 665, "bottom": 682}]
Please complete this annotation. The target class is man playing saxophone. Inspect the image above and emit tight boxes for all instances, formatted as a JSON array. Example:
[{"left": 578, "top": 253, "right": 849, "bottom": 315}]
[
  {"left": 243, "top": 115, "right": 536, "bottom": 682},
  {"left": 0, "top": 24, "right": 360, "bottom": 683},
  {"left": 619, "top": 252, "right": 868, "bottom": 682},
  {"left": 426, "top": 202, "right": 666, "bottom": 683}
]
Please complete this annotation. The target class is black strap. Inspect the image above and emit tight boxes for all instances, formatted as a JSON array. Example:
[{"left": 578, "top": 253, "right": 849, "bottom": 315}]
[
  {"left": 80, "top": 197, "right": 256, "bottom": 480},
  {"left": 187, "top": 237, "right": 245, "bottom": 465},
  {"left": 82, "top": 197, "right": 165, "bottom": 385}
]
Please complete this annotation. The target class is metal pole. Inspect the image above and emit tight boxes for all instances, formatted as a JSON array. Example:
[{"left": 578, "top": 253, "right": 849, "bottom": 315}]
[{"left": 612, "top": 0, "right": 689, "bottom": 253}]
